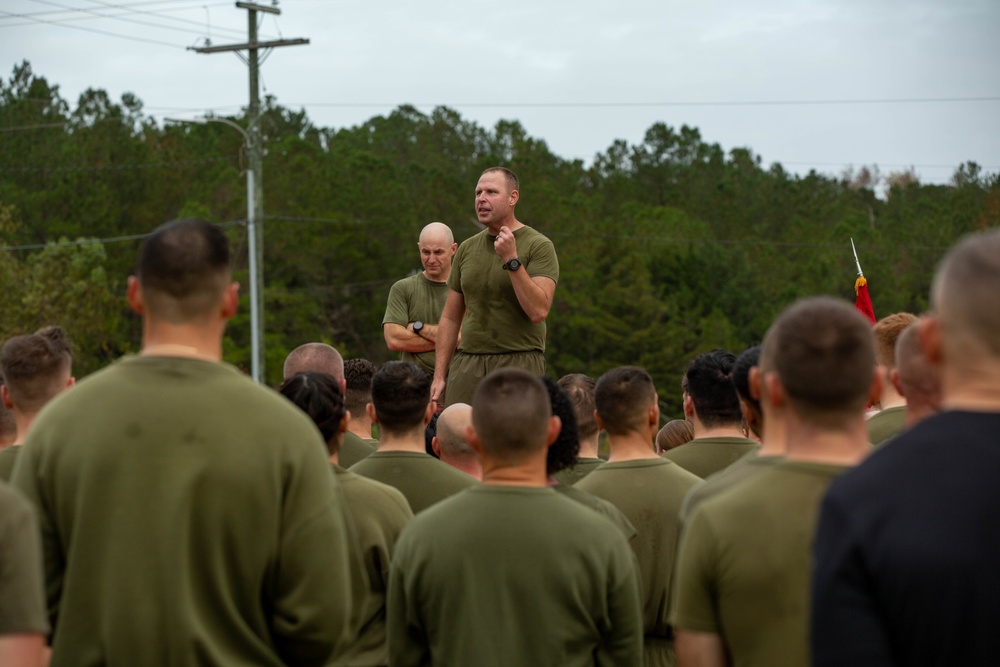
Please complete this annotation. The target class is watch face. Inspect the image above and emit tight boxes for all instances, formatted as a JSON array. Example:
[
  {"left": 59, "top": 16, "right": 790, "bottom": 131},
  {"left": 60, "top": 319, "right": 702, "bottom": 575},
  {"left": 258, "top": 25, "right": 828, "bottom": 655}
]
[
  {"left": 413, "top": 321, "right": 424, "bottom": 332},
  {"left": 506, "top": 258, "right": 521, "bottom": 270}
]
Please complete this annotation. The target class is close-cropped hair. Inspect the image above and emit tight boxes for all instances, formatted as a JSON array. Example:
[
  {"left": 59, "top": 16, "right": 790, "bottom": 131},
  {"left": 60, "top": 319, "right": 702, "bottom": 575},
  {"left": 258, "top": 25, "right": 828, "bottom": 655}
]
[
  {"left": 344, "top": 358, "right": 379, "bottom": 415},
  {"left": 544, "top": 376, "right": 580, "bottom": 476},
  {"left": 137, "top": 218, "right": 231, "bottom": 323},
  {"left": 681, "top": 349, "right": 742, "bottom": 428},
  {"left": 278, "top": 371, "right": 346, "bottom": 455},
  {"left": 873, "top": 312, "right": 919, "bottom": 369},
  {"left": 370, "top": 361, "right": 431, "bottom": 433},
  {"left": 732, "top": 345, "right": 762, "bottom": 413},
  {"left": 0, "top": 325, "right": 73, "bottom": 413},
  {"left": 931, "top": 228, "right": 1000, "bottom": 359},
  {"left": 481, "top": 166, "right": 519, "bottom": 193},
  {"left": 471, "top": 368, "right": 551, "bottom": 460},
  {"left": 594, "top": 366, "right": 656, "bottom": 436},
  {"left": 763, "top": 296, "right": 875, "bottom": 427},
  {"left": 558, "top": 373, "right": 599, "bottom": 440},
  {"left": 283, "top": 342, "right": 344, "bottom": 381}
]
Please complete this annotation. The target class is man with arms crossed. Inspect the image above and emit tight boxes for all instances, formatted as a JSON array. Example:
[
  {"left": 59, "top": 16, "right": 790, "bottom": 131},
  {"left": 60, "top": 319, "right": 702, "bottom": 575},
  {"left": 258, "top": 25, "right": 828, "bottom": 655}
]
[
  {"left": 431, "top": 167, "right": 559, "bottom": 406},
  {"left": 812, "top": 229, "right": 1000, "bottom": 666},
  {"left": 388, "top": 368, "right": 642, "bottom": 666},
  {"left": 383, "top": 222, "right": 457, "bottom": 378},
  {"left": 12, "top": 219, "right": 357, "bottom": 666},
  {"left": 673, "top": 297, "right": 877, "bottom": 667}
]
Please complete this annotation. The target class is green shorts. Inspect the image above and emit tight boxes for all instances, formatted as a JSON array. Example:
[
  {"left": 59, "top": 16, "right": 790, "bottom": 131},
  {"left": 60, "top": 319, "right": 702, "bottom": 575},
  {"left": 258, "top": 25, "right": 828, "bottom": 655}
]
[{"left": 445, "top": 350, "right": 546, "bottom": 407}]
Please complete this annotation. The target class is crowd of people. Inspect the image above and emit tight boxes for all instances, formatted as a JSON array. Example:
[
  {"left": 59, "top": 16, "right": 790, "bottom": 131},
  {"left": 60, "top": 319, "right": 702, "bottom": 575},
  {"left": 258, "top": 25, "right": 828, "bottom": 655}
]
[{"left": 0, "top": 166, "right": 998, "bottom": 667}]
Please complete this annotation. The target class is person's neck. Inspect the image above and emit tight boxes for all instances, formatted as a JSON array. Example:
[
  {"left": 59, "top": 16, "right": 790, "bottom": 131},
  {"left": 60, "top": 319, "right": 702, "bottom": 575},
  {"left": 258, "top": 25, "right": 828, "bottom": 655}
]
[
  {"left": 578, "top": 434, "right": 600, "bottom": 460},
  {"left": 940, "top": 366, "right": 1000, "bottom": 412},
  {"left": 692, "top": 424, "right": 747, "bottom": 441},
  {"left": 440, "top": 455, "right": 482, "bottom": 480},
  {"left": 757, "top": 409, "right": 787, "bottom": 457},
  {"left": 422, "top": 269, "right": 451, "bottom": 284},
  {"left": 347, "top": 420, "right": 374, "bottom": 440},
  {"left": 606, "top": 432, "right": 659, "bottom": 462},
  {"left": 486, "top": 217, "right": 523, "bottom": 236},
  {"left": 141, "top": 322, "right": 222, "bottom": 362},
  {"left": 10, "top": 410, "right": 38, "bottom": 447},
  {"left": 480, "top": 453, "right": 548, "bottom": 487},
  {"left": 904, "top": 402, "right": 938, "bottom": 428},
  {"left": 784, "top": 413, "right": 869, "bottom": 466},
  {"left": 878, "top": 386, "right": 907, "bottom": 410},
  {"left": 376, "top": 430, "right": 426, "bottom": 453}
]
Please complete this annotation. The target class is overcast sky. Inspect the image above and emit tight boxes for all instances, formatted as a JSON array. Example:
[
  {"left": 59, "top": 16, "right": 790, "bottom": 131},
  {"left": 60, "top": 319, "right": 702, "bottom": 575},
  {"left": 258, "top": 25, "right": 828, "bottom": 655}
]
[{"left": 3, "top": 0, "right": 998, "bottom": 186}]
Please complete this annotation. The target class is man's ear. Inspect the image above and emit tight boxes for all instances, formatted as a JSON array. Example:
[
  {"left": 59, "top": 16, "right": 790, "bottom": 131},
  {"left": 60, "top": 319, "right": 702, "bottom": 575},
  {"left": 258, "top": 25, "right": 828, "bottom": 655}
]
[
  {"left": 890, "top": 369, "right": 904, "bottom": 398},
  {"left": 918, "top": 316, "right": 943, "bottom": 366},
  {"left": 649, "top": 399, "right": 660, "bottom": 428},
  {"left": 748, "top": 366, "right": 763, "bottom": 401},
  {"left": 465, "top": 424, "right": 482, "bottom": 456},
  {"left": 431, "top": 436, "right": 442, "bottom": 458},
  {"left": 220, "top": 282, "right": 240, "bottom": 320},
  {"left": 763, "top": 372, "right": 786, "bottom": 409},
  {"left": 126, "top": 276, "right": 144, "bottom": 315},
  {"left": 1, "top": 384, "right": 12, "bottom": 410},
  {"left": 868, "top": 369, "right": 884, "bottom": 408},
  {"left": 683, "top": 393, "right": 695, "bottom": 419},
  {"left": 423, "top": 401, "right": 435, "bottom": 426},
  {"left": 338, "top": 412, "right": 350, "bottom": 436},
  {"left": 545, "top": 415, "right": 562, "bottom": 448},
  {"left": 366, "top": 402, "right": 378, "bottom": 424},
  {"left": 508, "top": 189, "right": 519, "bottom": 207}
]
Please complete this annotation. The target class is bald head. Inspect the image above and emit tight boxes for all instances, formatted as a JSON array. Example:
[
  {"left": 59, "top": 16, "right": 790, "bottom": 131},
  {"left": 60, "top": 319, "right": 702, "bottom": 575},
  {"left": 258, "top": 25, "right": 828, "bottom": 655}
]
[
  {"left": 435, "top": 403, "right": 474, "bottom": 458},
  {"left": 283, "top": 343, "right": 344, "bottom": 381},
  {"left": 419, "top": 222, "right": 454, "bottom": 246},
  {"left": 931, "top": 229, "right": 1000, "bottom": 369}
]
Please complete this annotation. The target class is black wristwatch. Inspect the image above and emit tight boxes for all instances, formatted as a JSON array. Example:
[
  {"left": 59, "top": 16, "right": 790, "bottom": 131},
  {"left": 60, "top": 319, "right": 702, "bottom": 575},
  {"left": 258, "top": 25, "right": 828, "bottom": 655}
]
[
  {"left": 502, "top": 258, "right": 522, "bottom": 271},
  {"left": 412, "top": 321, "right": 425, "bottom": 337}
]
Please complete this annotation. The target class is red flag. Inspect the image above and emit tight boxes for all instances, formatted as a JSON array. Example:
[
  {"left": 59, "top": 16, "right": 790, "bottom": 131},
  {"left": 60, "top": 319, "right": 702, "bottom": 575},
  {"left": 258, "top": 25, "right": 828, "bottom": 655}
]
[{"left": 854, "top": 276, "right": 876, "bottom": 324}]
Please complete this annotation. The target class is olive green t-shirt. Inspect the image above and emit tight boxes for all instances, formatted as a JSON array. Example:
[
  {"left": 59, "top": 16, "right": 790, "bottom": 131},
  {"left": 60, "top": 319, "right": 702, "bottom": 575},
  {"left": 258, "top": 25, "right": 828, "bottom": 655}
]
[
  {"left": 672, "top": 460, "right": 850, "bottom": 667},
  {"left": 661, "top": 436, "right": 759, "bottom": 479},
  {"left": 341, "top": 432, "right": 377, "bottom": 468},
  {"left": 0, "top": 480, "right": 48, "bottom": 635},
  {"left": 0, "top": 444, "right": 20, "bottom": 482},
  {"left": 349, "top": 450, "right": 477, "bottom": 514},
  {"left": 575, "top": 458, "right": 702, "bottom": 667},
  {"left": 553, "top": 456, "right": 604, "bottom": 487},
  {"left": 679, "top": 454, "right": 784, "bottom": 525},
  {"left": 448, "top": 226, "right": 559, "bottom": 354},
  {"left": 332, "top": 465, "right": 413, "bottom": 667},
  {"left": 867, "top": 405, "right": 907, "bottom": 447},
  {"left": 554, "top": 483, "right": 638, "bottom": 542},
  {"left": 382, "top": 272, "right": 449, "bottom": 375},
  {"left": 388, "top": 485, "right": 643, "bottom": 667},
  {"left": 11, "top": 355, "right": 359, "bottom": 667}
]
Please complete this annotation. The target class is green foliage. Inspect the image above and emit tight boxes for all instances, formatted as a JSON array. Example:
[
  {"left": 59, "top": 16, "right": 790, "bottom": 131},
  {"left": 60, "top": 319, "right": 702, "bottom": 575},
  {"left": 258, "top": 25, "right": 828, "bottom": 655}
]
[{"left": 2, "top": 62, "right": 997, "bottom": 391}]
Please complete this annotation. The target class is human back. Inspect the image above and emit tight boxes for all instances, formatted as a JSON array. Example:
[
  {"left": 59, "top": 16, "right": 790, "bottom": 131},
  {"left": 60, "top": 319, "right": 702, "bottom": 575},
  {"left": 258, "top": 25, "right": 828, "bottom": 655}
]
[{"left": 11, "top": 219, "right": 356, "bottom": 666}]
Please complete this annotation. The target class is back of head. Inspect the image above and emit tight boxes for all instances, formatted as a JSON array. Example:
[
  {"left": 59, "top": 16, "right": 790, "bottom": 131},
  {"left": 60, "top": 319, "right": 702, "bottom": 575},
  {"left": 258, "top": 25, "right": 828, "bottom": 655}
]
[
  {"left": 435, "top": 403, "right": 475, "bottom": 458},
  {"left": 371, "top": 361, "right": 431, "bottom": 433},
  {"left": 544, "top": 376, "right": 580, "bottom": 476},
  {"left": 283, "top": 342, "right": 344, "bottom": 381},
  {"left": 137, "top": 218, "right": 231, "bottom": 324},
  {"left": 762, "top": 296, "right": 875, "bottom": 428},
  {"left": 344, "top": 358, "right": 379, "bottom": 416},
  {"left": 682, "top": 350, "right": 742, "bottom": 428},
  {"left": 732, "top": 345, "right": 762, "bottom": 413},
  {"left": 278, "top": 372, "right": 346, "bottom": 455},
  {"left": 471, "top": 368, "right": 551, "bottom": 461},
  {"left": 873, "top": 312, "right": 919, "bottom": 369},
  {"left": 558, "top": 373, "right": 598, "bottom": 440},
  {"left": 1, "top": 325, "right": 73, "bottom": 414},
  {"left": 656, "top": 419, "right": 695, "bottom": 452},
  {"left": 931, "top": 228, "right": 1000, "bottom": 369},
  {"left": 595, "top": 366, "right": 656, "bottom": 436}
]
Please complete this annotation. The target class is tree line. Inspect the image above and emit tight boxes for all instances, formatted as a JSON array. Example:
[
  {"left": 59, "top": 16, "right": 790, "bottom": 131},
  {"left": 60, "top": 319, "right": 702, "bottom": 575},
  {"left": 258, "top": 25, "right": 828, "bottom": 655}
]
[{"left": 1, "top": 61, "right": 997, "bottom": 417}]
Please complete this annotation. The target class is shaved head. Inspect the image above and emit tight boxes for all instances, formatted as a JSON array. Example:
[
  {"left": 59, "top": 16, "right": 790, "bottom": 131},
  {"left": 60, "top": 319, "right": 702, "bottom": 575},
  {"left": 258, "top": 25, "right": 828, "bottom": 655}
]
[
  {"left": 931, "top": 229, "right": 1000, "bottom": 368},
  {"left": 419, "top": 222, "right": 454, "bottom": 246},
  {"left": 895, "top": 322, "right": 940, "bottom": 405},
  {"left": 283, "top": 343, "right": 344, "bottom": 381},
  {"left": 436, "top": 403, "right": 474, "bottom": 457}
]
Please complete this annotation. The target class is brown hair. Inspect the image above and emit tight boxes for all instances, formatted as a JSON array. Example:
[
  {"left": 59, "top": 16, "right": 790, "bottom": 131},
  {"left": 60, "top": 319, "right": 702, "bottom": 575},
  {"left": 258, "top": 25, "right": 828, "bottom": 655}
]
[
  {"left": 471, "top": 368, "right": 550, "bottom": 461},
  {"left": 558, "top": 373, "right": 598, "bottom": 439},
  {"left": 873, "top": 312, "right": 919, "bottom": 369},
  {"left": 656, "top": 419, "right": 695, "bottom": 452},
  {"left": 595, "top": 366, "right": 656, "bottom": 436},
  {"left": 1, "top": 325, "right": 73, "bottom": 413}
]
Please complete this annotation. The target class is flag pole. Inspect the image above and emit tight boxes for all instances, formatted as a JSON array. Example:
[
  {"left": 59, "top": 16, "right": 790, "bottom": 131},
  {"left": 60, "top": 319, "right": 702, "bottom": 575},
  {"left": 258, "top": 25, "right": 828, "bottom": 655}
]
[{"left": 851, "top": 238, "right": 864, "bottom": 277}]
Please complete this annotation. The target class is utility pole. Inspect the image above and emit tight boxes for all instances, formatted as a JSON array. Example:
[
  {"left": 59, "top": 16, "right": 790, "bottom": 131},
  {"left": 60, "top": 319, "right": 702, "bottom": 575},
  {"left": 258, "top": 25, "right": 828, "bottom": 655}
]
[{"left": 188, "top": 2, "right": 308, "bottom": 383}]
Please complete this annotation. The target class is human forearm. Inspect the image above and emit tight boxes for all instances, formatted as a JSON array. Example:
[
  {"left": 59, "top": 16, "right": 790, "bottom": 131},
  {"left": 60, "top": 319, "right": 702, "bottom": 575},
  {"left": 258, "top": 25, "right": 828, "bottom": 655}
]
[
  {"left": 383, "top": 323, "right": 435, "bottom": 353},
  {"left": 509, "top": 272, "right": 555, "bottom": 323}
]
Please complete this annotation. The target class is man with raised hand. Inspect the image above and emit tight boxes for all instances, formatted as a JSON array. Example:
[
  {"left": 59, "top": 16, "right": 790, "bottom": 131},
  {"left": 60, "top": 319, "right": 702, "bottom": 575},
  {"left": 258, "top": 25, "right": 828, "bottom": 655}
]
[
  {"left": 13, "top": 219, "right": 358, "bottom": 666},
  {"left": 388, "top": 368, "right": 642, "bottom": 666},
  {"left": 673, "top": 297, "right": 876, "bottom": 667},
  {"left": 382, "top": 222, "right": 458, "bottom": 379},
  {"left": 812, "top": 229, "right": 1000, "bottom": 666},
  {"left": 431, "top": 167, "right": 559, "bottom": 407}
]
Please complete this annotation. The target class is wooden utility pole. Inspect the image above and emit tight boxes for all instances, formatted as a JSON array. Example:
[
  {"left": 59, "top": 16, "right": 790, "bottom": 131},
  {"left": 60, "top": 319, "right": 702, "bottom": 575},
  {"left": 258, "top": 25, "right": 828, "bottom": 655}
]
[{"left": 189, "top": 2, "right": 308, "bottom": 383}]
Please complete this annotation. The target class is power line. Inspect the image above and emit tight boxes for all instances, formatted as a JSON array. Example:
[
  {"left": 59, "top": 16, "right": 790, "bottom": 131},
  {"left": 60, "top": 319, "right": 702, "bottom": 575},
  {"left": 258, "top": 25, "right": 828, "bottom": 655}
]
[
  {"left": 0, "top": 219, "right": 244, "bottom": 252},
  {"left": 22, "top": 0, "right": 242, "bottom": 40},
  {"left": 287, "top": 96, "right": 1000, "bottom": 109},
  {"left": 0, "top": 156, "right": 233, "bottom": 173},
  {"left": 1, "top": 6, "right": 183, "bottom": 47},
  {"left": 0, "top": 0, "right": 226, "bottom": 20}
]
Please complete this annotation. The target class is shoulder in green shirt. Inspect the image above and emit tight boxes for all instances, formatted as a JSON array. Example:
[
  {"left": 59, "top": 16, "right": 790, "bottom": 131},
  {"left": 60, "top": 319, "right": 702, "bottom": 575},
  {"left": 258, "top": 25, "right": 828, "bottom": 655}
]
[
  {"left": 661, "top": 436, "right": 759, "bottom": 479},
  {"left": 349, "top": 450, "right": 476, "bottom": 514}
]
